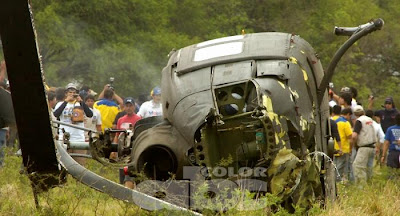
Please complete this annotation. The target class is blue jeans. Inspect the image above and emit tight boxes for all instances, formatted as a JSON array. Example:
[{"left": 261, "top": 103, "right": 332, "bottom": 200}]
[
  {"left": 349, "top": 147, "right": 357, "bottom": 182},
  {"left": 334, "top": 153, "right": 350, "bottom": 181},
  {"left": 0, "top": 129, "right": 7, "bottom": 167}
]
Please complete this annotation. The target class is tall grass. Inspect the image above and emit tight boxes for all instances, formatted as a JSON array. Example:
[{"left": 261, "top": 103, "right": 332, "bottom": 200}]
[
  {"left": 320, "top": 167, "right": 400, "bottom": 216},
  {"left": 0, "top": 148, "right": 145, "bottom": 216},
  {"left": 1, "top": 147, "right": 399, "bottom": 216}
]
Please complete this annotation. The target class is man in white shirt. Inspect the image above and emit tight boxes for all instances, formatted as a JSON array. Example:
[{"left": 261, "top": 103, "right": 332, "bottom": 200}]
[
  {"left": 53, "top": 83, "right": 93, "bottom": 165},
  {"left": 352, "top": 105, "right": 378, "bottom": 183},
  {"left": 137, "top": 87, "right": 163, "bottom": 118}
]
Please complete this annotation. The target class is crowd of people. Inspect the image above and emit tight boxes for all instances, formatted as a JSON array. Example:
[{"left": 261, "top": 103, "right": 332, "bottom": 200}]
[
  {"left": 49, "top": 83, "right": 163, "bottom": 144},
  {"left": 329, "top": 86, "right": 400, "bottom": 184},
  {"left": 46, "top": 82, "right": 162, "bottom": 188}
]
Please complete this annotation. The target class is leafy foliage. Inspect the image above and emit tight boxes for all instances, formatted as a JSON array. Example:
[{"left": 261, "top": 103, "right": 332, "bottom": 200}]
[{"left": 16, "top": 0, "right": 400, "bottom": 106}]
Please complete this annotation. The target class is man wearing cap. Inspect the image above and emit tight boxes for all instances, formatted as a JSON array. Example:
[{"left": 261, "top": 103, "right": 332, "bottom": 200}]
[
  {"left": 352, "top": 105, "right": 378, "bottom": 183},
  {"left": 113, "top": 97, "right": 141, "bottom": 189},
  {"left": 54, "top": 83, "right": 93, "bottom": 140},
  {"left": 374, "top": 97, "right": 399, "bottom": 133},
  {"left": 137, "top": 87, "right": 163, "bottom": 119},
  {"left": 115, "top": 97, "right": 141, "bottom": 133},
  {"left": 53, "top": 83, "right": 93, "bottom": 164}
]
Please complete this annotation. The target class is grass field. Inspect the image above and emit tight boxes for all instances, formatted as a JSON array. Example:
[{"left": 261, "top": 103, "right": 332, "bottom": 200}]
[{"left": 1, "top": 147, "right": 400, "bottom": 216}]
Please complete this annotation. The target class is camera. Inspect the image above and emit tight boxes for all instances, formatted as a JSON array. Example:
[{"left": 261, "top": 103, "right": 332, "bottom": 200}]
[
  {"left": 73, "top": 94, "right": 79, "bottom": 98},
  {"left": 109, "top": 77, "right": 115, "bottom": 90},
  {"left": 328, "top": 82, "right": 334, "bottom": 89}
]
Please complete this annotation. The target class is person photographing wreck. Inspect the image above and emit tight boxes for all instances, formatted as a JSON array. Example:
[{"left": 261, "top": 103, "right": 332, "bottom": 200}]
[{"left": 53, "top": 83, "right": 93, "bottom": 164}]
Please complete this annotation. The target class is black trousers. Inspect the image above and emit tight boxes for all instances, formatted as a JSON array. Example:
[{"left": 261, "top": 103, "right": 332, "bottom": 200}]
[{"left": 387, "top": 150, "right": 400, "bottom": 168}]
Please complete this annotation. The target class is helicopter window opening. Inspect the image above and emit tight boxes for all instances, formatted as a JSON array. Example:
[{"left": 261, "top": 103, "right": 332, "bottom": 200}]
[
  {"left": 196, "top": 35, "right": 244, "bottom": 48},
  {"left": 231, "top": 87, "right": 244, "bottom": 99},
  {"left": 194, "top": 42, "right": 243, "bottom": 62},
  {"left": 217, "top": 91, "right": 228, "bottom": 101}
]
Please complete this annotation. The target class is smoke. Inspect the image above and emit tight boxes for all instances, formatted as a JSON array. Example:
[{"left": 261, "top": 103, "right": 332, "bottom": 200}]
[{"left": 31, "top": 2, "right": 165, "bottom": 99}]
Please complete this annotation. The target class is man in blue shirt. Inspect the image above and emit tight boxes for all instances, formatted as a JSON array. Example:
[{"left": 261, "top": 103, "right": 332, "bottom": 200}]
[{"left": 381, "top": 113, "right": 400, "bottom": 168}]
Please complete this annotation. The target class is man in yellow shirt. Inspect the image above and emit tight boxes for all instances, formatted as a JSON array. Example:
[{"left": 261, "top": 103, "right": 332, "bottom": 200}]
[
  {"left": 94, "top": 86, "right": 122, "bottom": 131},
  {"left": 332, "top": 106, "right": 353, "bottom": 182}
]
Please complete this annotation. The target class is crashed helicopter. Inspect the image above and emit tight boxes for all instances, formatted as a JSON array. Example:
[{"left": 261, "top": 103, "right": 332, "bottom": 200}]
[
  {"left": 117, "top": 19, "right": 384, "bottom": 209},
  {"left": 0, "top": 1, "right": 384, "bottom": 213}
]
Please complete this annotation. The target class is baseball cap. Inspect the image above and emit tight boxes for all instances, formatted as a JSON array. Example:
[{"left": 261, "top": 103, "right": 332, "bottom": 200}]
[
  {"left": 385, "top": 97, "right": 394, "bottom": 104},
  {"left": 66, "top": 83, "right": 78, "bottom": 91},
  {"left": 152, "top": 87, "right": 161, "bottom": 95},
  {"left": 353, "top": 105, "right": 364, "bottom": 114},
  {"left": 124, "top": 97, "right": 135, "bottom": 105}
]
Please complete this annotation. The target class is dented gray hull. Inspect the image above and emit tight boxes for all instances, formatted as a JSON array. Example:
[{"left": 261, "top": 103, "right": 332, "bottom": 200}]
[{"left": 130, "top": 24, "right": 383, "bottom": 209}]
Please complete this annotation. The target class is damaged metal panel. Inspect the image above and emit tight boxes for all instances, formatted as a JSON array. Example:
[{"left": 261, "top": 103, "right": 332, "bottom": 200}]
[
  {"left": 212, "top": 60, "right": 255, "bottom": 85},
  {"left": 256, "top": 60, "right": 290, "bottom": 79},
  {"left": 170, "top": 90, "right": 215, "bottom": 144},
  {"left": 288, "top": 34, "right": 324, "bottom": 88},
  {"left": 162, "top": 66, "right": 212, "bottom": 122},
  {"left": 253, "top": 78, "right": 299, "bottom": 131}
]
